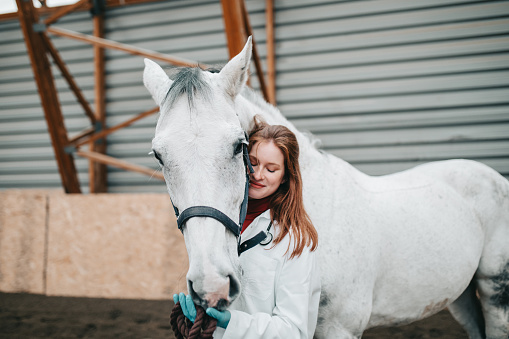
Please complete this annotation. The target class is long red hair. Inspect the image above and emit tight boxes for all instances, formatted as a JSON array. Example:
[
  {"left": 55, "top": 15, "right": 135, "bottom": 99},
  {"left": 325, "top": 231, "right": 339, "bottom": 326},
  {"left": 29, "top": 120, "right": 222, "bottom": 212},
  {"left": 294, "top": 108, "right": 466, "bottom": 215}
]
[{"left": 248, "top": 117, "right": 318, "bottom": 258}]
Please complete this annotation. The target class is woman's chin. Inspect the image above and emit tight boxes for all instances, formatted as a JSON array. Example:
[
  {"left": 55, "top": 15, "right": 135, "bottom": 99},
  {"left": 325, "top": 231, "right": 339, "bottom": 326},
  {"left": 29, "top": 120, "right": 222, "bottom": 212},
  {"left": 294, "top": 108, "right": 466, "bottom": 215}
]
[{"left": 249, "top": 191, "right": 265, "bottom": 200}]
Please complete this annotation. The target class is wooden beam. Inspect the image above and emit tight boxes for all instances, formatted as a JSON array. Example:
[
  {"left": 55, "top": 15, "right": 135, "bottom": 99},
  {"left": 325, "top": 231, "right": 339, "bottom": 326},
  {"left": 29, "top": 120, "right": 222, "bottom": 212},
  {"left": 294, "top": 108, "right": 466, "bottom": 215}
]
[
  {"left": 0, "top": 12, "right": 19, "bottom": 22},
  {"left": 265, "top": 0, "right": 276, "bottom": 105},
  {"left": 76, "top": 150, "right": 164, "bottom": 181},
  {"left": 44, "top": 0, "right": 89, "bottom": 26},
  {"left": 41, "top": 33, "right": 97, "bottom": 125},
  {"left": 90, "top": 5, "right": 108, "bottom": 193},
  {"left": 68, "top": 126, "right": 95, "bottom": 145},
  {"left": 74, "top": 107, "right": 159, "bottom": 148},
  {"left": 105, "top": 0, "right": 165, "bottom": 6},
  {"left": 1, "top": 0, "right": 171, "bottom": 23},
  {"left": 16, "top": 0, "right": 81, "bottom": 193},
  {"left": 240, "top": 0, "right": 269, "bottom": 102},
  {"left": 47, "top": 26, "right": 203, "bottom": 67}
]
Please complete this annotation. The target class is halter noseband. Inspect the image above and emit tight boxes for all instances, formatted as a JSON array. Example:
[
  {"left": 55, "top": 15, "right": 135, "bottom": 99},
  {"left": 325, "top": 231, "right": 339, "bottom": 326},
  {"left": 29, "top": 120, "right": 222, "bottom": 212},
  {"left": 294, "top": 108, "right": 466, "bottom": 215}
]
[{"left": 170, "top": 133, "right": 257, "bottom": 255}]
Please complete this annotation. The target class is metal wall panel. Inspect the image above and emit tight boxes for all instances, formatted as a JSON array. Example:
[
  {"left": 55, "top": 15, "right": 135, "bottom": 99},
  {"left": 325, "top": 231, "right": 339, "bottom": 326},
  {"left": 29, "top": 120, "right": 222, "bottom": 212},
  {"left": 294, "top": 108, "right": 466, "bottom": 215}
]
[
  {"left": 1, "top": 0, "right": 508, "bottom": 193},
  {"left": 275, "top": 0, "right": 509, "bottom": 179}
]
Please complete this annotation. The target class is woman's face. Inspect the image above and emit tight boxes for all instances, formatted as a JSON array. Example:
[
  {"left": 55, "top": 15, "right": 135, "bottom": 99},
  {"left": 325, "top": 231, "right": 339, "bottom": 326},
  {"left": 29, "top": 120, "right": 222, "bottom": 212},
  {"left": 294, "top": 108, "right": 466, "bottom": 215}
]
[{"left": 248, "top": 140, "right": 285, "bottom": 200}]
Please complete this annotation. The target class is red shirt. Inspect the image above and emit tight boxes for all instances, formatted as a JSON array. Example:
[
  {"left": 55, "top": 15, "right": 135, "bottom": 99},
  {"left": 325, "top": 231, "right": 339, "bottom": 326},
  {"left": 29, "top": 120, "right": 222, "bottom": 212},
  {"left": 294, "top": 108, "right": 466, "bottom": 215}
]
[{"left": 241, "top": 195, "right": 272, "bottom": 234}]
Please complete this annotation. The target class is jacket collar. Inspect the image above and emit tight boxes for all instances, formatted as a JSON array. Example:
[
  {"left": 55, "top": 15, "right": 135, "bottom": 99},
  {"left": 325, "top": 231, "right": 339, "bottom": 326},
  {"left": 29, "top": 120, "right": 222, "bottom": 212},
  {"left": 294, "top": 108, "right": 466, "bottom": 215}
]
[{"left": 241, "top": 209, "right": 271, "bottom": 239}]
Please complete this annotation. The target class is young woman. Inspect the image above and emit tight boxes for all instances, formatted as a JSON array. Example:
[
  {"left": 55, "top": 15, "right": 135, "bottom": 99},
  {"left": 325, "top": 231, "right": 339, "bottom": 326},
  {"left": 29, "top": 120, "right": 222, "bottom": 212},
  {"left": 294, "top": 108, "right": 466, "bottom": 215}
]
[{"left": 174, "top": 119, "right": 320, "bottom": 338}]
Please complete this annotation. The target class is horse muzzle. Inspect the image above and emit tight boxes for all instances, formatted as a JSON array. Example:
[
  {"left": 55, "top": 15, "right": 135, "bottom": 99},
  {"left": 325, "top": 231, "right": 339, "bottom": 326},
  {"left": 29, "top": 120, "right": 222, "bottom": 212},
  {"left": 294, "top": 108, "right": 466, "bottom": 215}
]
[{"left": 188, "top": 273, "right": 240, "bottom": 310}]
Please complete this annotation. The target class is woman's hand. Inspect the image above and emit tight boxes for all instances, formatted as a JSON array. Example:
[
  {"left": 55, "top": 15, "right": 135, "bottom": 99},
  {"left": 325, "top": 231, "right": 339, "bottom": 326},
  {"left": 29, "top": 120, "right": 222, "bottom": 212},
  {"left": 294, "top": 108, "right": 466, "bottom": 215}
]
[
  {"left": 206, "top": 308, "right": 231, "bottom": 328},
  {"left": 173, "top": 293, "right": 196, "bottom": 322}
]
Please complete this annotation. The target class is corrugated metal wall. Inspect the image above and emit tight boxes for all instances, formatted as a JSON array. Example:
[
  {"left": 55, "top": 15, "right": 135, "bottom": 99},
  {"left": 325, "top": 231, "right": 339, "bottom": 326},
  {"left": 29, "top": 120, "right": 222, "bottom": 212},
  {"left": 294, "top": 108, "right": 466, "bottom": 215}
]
[
  {"left": 1, "top": 10, "right": 95, "bottom": 191},
  {"left": 278, "top": 0, "right": 509, "bottom": 178},
  {"left": 1, "top": 0, "right": 508, "bottom": 193}
]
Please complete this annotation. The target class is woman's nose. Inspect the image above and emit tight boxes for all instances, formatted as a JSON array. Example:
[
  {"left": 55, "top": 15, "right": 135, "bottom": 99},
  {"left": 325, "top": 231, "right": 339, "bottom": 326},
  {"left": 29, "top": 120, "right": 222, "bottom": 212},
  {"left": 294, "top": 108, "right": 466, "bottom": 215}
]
[{"left": 253, "top": 167, "right": 263, "bottom": 180}]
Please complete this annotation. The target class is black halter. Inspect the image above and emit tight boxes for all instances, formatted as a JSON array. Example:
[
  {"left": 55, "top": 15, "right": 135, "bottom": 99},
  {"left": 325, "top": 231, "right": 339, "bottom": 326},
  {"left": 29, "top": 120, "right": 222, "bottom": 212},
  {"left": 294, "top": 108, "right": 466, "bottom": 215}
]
[{"left": 170, "top": 132, "right": 266, "bottom": 255}]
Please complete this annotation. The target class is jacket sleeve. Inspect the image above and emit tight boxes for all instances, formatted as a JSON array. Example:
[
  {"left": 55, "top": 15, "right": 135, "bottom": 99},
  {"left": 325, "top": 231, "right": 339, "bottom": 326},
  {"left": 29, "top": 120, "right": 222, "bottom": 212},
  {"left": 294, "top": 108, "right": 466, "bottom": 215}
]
[{"left": 221, "top": 247, "right": 320, "bottom": 339}]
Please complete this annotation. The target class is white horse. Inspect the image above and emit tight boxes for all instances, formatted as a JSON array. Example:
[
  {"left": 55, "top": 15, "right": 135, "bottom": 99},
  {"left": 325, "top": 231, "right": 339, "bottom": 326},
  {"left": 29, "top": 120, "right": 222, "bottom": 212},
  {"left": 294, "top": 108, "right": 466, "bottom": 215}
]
[{"left": 143, "top": 38, "right": 509, "bottom": 338}]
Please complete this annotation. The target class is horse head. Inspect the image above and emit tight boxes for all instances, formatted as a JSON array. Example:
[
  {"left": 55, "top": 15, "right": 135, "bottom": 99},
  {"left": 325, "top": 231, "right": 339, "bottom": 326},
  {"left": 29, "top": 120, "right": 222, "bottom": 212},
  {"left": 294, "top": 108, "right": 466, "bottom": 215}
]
[{"left": 143, "top": 38, "right": 253, "bottom": 310}]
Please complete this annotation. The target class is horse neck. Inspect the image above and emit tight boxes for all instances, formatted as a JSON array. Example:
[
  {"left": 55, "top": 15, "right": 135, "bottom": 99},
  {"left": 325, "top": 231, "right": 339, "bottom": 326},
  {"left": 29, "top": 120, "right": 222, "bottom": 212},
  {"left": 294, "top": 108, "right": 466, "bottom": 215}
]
[
  {"left": 235, "top": 90, "right": 315, "bottom": 154},
  {"left": 235, "top": 90, "right": 366, "bottom": 189}
]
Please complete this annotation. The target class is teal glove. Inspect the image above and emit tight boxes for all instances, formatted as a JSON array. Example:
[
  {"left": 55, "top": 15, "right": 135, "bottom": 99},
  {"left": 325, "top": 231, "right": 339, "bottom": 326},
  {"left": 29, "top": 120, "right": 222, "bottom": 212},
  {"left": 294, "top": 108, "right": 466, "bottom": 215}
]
[
  {"left": 173, "top": 293, "right": 196, "bottom": 323},
  {"left": 206, "top": 308, "right": 231, "bottom": 328}
]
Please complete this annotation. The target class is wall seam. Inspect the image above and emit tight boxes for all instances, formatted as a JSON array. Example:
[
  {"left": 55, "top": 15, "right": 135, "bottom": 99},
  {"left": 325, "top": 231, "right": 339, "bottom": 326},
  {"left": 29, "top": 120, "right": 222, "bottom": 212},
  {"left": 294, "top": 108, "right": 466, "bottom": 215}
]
[{"left": 43, "top": 194, "right": 49, "bottom": 295}]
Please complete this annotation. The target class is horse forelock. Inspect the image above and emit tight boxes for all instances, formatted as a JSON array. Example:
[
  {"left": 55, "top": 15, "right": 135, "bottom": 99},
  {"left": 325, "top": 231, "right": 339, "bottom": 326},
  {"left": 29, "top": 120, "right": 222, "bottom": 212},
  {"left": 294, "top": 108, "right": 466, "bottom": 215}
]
[{"left": 163, "top": 67, "right": 216, "bottom": 112}]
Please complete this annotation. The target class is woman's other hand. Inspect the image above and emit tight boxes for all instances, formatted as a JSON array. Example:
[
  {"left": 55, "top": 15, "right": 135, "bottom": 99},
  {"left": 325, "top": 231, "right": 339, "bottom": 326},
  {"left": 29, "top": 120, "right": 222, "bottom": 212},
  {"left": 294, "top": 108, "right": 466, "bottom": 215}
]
[
  {"left": 173, "top": 293, "right": 197, "bottom": 322},
  {"left": 206, "top": 308, "right": 231, "bottom": 328}
]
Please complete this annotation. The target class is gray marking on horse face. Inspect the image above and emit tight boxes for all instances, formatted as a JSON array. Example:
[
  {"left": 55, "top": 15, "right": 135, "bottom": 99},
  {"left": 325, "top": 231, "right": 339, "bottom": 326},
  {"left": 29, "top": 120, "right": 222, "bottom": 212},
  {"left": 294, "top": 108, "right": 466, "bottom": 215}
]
[
  {"left": 319, "top": 292, "right": 330, "bottom": 308},
  {"left": 164, "top": 67, "right": 214, "bottom": 110},
  {"left": 316, "top": 315, "right": 325, "bottom": 327},
  {"left": 491, "top": 262, "right": 509, "bottom": 310}
]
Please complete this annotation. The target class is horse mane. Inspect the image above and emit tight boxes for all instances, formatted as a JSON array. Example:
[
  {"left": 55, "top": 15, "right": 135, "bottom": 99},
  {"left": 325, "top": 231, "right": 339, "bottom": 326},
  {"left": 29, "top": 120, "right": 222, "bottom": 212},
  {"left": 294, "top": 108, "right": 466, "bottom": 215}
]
[
  {"left": 240, "top": 86, "right": 322, "bottom": 151},
  {"left": 240, "top": 86, "right": 286, "bottom": 123}
]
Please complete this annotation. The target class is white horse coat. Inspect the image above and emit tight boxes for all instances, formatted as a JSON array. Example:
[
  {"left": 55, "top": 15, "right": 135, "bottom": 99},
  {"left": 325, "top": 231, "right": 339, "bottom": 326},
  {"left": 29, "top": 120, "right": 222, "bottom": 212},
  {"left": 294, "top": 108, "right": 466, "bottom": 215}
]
[{"left": 144, "top": 38, "right": 509, "bottom": 339}]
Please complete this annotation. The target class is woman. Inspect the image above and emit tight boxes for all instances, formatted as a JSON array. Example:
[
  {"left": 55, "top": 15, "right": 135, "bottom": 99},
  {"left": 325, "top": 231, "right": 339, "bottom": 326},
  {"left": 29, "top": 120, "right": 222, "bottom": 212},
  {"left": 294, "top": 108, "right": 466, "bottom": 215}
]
[{"left": 174, "top": 119, "right": 320, "bottom": 338}]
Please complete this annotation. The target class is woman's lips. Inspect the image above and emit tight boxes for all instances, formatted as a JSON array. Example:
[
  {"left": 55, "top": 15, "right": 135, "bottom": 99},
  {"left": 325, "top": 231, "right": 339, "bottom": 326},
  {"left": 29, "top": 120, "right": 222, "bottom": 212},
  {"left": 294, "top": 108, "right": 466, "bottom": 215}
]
[{"left": 250, "top": 181, "right": 265, "bottom": 189}]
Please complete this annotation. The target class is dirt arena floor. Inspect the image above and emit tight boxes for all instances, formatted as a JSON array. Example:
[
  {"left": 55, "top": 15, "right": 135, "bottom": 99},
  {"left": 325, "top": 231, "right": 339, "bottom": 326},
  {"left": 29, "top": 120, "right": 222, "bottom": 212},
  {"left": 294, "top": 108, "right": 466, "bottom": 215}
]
[{"left": 0, "top": 292, "right": 468, "bottom": 338}]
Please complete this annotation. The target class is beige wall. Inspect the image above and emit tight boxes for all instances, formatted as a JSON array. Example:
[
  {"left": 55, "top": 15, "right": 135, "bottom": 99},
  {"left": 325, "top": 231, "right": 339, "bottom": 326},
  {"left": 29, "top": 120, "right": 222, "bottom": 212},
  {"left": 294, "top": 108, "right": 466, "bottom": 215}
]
[{"left": 0, "top": 190, "right": 188, "bottom": 300}]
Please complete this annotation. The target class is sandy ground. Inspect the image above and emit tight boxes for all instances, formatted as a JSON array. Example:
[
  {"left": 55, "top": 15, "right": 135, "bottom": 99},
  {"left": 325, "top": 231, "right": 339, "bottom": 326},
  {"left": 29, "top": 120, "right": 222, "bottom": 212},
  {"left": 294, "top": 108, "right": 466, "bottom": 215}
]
[{"left": 0, "top": 292, "right": 468, "bottom": 338}]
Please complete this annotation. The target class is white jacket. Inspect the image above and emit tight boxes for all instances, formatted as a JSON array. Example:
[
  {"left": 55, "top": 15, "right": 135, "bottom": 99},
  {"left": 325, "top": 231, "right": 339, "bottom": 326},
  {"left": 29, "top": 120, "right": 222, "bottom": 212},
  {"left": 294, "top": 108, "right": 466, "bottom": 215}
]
[{"left": 214, "top": 210, "right": 321, "bottom": 339}]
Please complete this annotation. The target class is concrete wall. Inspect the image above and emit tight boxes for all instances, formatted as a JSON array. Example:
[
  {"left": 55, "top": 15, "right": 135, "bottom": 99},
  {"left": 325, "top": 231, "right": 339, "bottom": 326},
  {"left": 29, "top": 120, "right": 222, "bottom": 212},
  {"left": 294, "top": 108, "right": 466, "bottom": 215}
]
[{"left": 0, "top": 190, "right": 188, "bottom": 300}]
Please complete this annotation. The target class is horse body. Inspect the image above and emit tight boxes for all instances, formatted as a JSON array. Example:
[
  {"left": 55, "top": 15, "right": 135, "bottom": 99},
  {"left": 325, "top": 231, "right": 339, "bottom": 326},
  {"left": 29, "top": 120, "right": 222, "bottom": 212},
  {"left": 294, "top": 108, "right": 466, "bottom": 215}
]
[
  {"left": 238, "top": 85, "right": 509, "bottom": 338},
  {"left": 313, "top": 160, "right": 484, "bottom": 329},
  {"left": 144, "top": 38, "right": 509, "bottom": 338}
]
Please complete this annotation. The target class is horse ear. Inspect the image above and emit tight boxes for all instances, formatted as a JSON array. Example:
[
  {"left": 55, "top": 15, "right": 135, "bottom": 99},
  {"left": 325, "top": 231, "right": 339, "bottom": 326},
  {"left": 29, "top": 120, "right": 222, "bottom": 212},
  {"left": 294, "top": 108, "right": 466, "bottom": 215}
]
[
  {"left": 219, "top": 36, "right": 252, "bottom": 98},
  {"left": 143, "top": 58, "right": 173, "bottom": 106}
]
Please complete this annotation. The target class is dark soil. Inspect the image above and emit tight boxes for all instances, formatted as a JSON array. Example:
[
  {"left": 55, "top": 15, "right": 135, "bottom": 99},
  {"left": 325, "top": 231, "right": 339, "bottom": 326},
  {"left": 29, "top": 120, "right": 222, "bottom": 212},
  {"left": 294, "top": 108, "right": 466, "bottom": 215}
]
[{"left": 0, "top": 292, "right": 467, "bottom": 338}]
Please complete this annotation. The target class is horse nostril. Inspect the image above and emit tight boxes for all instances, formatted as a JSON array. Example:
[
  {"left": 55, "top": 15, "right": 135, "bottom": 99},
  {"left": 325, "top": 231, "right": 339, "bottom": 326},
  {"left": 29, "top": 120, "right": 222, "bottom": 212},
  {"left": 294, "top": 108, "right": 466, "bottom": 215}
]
[
  {"left": 217, "top": 298, "right": 229, "bottom": 311},
  {"left": 229, "top": 274, "right": 240, "bottom": 300},
  {"left": 188, "top": 281, "right": 205, "bottom": 307}
]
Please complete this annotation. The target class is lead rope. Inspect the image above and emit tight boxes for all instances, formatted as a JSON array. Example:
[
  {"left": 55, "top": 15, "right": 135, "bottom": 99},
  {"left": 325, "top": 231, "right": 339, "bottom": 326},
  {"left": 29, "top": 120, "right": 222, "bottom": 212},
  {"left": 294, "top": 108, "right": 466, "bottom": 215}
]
[{"left": 170, "top": 302, "right": 217, "bottom": 339}]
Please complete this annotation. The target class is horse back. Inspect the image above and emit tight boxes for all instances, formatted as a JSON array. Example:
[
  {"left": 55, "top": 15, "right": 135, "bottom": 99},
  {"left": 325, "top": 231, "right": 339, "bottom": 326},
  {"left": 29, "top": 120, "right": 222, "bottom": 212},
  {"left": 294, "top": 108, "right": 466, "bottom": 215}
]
[{"left": 412, "top": 159, "right": 509, "bottom": 232}]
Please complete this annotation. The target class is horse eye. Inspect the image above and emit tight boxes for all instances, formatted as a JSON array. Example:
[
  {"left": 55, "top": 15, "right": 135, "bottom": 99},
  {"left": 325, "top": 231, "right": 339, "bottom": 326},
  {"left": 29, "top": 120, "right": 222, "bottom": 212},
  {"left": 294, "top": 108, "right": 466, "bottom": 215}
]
[
  {"left": 153, "top": 150, "right": 164, "bottom": 166},
  {"left": 234, "top": 142, "right": 243, "bottom": 156}
]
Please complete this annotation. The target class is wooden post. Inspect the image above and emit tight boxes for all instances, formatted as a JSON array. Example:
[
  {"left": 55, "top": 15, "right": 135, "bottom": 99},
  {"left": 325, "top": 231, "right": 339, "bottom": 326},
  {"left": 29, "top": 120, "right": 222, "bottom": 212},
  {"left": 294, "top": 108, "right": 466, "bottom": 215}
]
[
  {"left": 265, "top": 0, "right": 276, "bottom": 105},
  {"left": 222, "top": 0, "right": 272, "bottom": 102},
  {"left": 16, "top": 0, "right": 81, "bottom": 193},
  {"left": 240, "top": 0, "right": 268, "bottom": 101},
  {"left": 221, "top": 0, "right": 248, "bottom": 59},
  {"left": 90, "top": 0, "right": 108, "bottom": 193}
]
